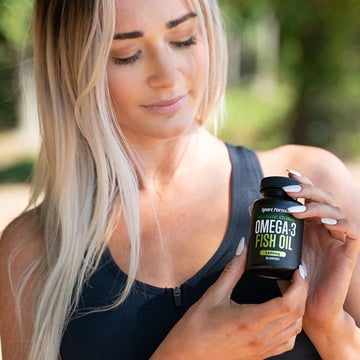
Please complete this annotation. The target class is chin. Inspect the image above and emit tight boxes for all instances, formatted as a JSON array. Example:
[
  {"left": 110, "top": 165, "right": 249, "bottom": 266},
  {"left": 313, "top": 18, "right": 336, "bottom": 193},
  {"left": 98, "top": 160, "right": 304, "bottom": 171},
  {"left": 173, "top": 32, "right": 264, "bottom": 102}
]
[{"left": 154, "top": 118, "right": 197, "bottom": 140}]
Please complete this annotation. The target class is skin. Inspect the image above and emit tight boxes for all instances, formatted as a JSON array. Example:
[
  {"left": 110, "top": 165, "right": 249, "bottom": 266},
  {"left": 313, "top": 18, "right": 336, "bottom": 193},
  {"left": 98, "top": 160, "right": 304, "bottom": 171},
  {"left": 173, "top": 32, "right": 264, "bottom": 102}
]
[{"left": 1, "top": 0, "right": 360, "bottom": 359}]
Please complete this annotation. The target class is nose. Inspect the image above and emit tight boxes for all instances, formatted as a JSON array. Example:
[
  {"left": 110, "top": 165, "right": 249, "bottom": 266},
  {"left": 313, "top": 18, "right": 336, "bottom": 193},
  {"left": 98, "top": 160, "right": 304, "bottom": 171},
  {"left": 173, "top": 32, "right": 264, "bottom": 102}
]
[{"left": 147, "top": 46, "right": 177, "bottom": 89}]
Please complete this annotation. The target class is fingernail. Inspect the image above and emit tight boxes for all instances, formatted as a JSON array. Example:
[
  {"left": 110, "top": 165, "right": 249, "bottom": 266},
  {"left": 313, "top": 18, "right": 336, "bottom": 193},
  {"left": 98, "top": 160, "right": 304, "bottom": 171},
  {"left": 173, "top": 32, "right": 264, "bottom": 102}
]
[
  {"left": 287, "top": 205, "right": 307, "bottom": 213},
  {"left": 236, "top": 237, "right": 245, "bottom": 256},
  {"left": 283, "top": 185, "right": 302, "bottom": 193},
  {"left": 287, "top": 169, "right": 303, "bottom": 178},
  {"left": 299, "top": 260, "right": 308, "bottom": 279},
  {"left": 321, "top": 218, "right": 338, "bottom": 225}
]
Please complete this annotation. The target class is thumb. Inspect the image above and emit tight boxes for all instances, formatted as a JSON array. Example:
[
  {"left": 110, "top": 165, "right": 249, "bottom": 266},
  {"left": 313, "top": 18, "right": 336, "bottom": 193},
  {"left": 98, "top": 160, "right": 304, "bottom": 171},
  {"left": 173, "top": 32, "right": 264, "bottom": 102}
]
[{"left": 203, "top": 237, "right": 247, "bottom": 305}]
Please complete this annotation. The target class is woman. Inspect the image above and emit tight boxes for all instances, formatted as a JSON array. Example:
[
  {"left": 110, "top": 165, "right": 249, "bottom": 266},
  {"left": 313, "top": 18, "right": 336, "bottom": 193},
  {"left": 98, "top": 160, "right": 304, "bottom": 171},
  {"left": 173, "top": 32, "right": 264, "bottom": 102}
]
[{"left": 1, "top": 0, "right": 359, "bottom": 359}]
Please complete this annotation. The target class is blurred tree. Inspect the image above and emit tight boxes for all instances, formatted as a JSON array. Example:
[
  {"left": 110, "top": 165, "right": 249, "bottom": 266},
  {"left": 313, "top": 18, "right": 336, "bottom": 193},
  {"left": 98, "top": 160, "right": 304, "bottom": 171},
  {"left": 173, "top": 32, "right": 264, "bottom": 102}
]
[
  {"left": 219, "top": 0, "right": 360, "bottom": 157},
  {"left": 272, "top": 0, "right": 360, "bottom": 156},
  {"left": 0, "top": 0, "right": 32, "bottom": 130}
]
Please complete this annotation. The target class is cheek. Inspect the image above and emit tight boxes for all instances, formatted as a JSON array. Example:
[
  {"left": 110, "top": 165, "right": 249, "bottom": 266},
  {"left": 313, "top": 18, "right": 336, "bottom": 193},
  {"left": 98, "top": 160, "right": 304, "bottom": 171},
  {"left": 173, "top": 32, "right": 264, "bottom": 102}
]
[
  {"left": 191, "top": 43, "right": 208, "bottom": 79},
  {"left": 107, "top": 70, "right": 137, "bottom": 113},
  {"left": 198, "top": 47, "right": 209, "bottom": 77},
  {"left": 108, "top": 86, "right": 127, "bottom": 116},
  {"left": 189, "top": 47, "right": 209, "bottom": 96}
]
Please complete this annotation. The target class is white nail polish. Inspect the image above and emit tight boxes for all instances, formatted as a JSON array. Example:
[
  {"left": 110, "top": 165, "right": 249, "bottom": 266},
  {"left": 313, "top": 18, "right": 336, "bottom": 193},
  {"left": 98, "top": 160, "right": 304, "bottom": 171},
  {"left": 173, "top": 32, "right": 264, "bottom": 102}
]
[
  {"left": 287, "top": 205, "right": 307, "bottom": 213},
  {"left": 321, "top": 218, "right": 338, "bottom": 225},
  {"left": 236, "top": 237, "right": 245, "bottom": 256},
  {"left": 283, "top": 185, "right": 302, "bottom": 193},
  {"left": 299, "top": 261, "right": 307, "bottom": 279},
  {"left": 287, "top": 169, "right": 303, "bottom": 178}
]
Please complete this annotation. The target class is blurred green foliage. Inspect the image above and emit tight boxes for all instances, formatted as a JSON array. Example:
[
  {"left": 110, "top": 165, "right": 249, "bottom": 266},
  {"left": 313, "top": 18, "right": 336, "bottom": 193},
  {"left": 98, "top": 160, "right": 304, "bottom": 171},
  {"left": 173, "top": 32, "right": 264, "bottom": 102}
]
[
  {"left": 0, "top": 0, "right": 32, "bottom": 129},
  {"left": 220, "top": 84, "right": 296, "bottom": 150},
  {"left": 0, "top": 157, "right": 33, "bottom": 183},
  {"left": 0, "top": 0, "right": 33, "bottom": 47},
  {"left": 219, "top": 0, "right": 360, "bottom": 158}
]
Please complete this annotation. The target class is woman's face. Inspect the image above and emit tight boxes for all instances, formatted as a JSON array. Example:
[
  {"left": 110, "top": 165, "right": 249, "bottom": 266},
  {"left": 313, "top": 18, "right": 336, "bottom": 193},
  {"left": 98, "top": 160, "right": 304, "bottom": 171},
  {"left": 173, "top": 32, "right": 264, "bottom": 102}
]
[{"left": 107, "top": 0, "right": 208, "bottom": 144}]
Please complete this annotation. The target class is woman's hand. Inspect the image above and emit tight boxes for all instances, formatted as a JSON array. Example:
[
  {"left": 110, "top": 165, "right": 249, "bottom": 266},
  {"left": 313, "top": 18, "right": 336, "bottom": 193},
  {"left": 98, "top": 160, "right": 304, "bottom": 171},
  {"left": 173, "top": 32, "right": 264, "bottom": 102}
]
[
  {"left": 285, "top": 171, "right": 360, "bottom": 323},
  {"left": 285, "top": 170, "right": 360, "bottom": 358},
  {"left": 151, "top": 239, "right": 308, "bottom": 360}
]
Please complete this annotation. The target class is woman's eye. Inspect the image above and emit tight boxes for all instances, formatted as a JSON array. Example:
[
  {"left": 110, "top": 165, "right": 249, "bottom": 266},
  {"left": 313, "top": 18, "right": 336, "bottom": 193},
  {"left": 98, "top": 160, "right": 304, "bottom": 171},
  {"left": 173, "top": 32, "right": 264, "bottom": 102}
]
[
  {"left": 171, "top": 35, "right": 198, "bottom": 49},
  {"left": 113, "top": 51, "right": 141, "bottom": 66},
  {"left": 111, "top": 36, "right": 197, "bottom": 65}
]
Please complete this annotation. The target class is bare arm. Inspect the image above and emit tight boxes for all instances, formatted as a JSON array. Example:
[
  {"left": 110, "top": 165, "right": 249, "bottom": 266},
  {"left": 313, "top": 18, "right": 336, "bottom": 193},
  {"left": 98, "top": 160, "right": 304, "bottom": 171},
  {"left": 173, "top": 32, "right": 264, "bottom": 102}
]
[
  {"left": 258, "top": 145, "right": 360, "bottom": 357},
  {"left": 269, "top": 146, "right": 360, "bottom": 358},
  {"left": 259, "top": 144, "right": 360, "bottom": 322}
]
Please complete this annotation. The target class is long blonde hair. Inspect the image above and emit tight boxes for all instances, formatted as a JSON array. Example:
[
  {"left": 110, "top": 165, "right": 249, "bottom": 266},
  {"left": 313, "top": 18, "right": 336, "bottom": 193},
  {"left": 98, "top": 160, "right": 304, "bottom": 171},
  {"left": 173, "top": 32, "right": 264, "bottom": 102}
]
[{"left": 25, "top": 0, "right": 228, "bottom": 358}]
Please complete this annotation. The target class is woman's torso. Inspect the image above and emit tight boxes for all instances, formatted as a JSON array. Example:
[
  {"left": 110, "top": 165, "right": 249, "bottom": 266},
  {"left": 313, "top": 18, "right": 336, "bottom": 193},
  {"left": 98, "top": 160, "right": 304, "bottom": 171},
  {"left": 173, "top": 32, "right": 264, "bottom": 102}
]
[{"left": 60, "top": 144, "right": 320, "bottom": 359}]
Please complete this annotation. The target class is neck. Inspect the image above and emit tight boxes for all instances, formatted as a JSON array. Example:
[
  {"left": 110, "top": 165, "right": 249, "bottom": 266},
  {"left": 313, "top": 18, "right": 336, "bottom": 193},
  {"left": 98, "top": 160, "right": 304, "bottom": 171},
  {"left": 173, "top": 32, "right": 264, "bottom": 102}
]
[{"left": 126, "top": 128, "right": 216, "bottom": 191}]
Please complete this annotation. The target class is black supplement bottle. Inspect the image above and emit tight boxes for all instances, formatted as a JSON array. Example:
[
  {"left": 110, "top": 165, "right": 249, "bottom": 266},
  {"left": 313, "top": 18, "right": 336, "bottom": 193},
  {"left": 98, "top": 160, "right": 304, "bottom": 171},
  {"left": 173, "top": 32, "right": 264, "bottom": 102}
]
[{"left": 246, "top": 176, "right": 304, "bottom": 280}]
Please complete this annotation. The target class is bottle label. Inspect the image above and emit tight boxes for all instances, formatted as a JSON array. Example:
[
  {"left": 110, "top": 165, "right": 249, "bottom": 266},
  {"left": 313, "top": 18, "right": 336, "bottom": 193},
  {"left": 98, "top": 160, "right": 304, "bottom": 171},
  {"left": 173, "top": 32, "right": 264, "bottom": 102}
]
[{"left": 247, "top": 204, "right": 303, "bottom": 273}]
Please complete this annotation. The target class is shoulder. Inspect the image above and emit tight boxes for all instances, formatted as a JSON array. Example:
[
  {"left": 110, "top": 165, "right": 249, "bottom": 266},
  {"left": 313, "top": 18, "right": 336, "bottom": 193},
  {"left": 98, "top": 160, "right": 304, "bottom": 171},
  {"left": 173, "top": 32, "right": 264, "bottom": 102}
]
[
  {"left": 0, "top": 209, "right": 43, "bottom": 267},
  {"left": 257, "top": 144, "right": 353, "bottom": 186},
  {"left": 0, "top": 209, "right": 43, "bottom": 297},
  {"left": 256, "top": 144, "right": 360, "bottom": 219},
  {"left": 0, "top": 210, "right": 43, "bottom": 359}
]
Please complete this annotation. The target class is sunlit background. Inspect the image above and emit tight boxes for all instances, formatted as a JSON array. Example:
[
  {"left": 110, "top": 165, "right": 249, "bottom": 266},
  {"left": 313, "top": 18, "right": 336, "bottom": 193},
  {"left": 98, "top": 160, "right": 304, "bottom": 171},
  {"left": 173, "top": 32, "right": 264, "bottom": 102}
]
[{"left": 1, "top": 0, "right": 360, "bottom": 230}]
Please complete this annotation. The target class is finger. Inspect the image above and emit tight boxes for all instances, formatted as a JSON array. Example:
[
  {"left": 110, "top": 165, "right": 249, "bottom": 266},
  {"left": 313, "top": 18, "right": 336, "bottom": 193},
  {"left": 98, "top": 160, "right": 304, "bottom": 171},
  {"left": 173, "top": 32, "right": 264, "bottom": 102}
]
[
  {"left": 283, "top": 182, "right": 337, "bottom": 207},
  {"left": 264, "top": 330, "right": 299, "bottom": 359},
  {"left": 253, "top": 268, "right": 308, "bottom": 324},
  {"left": 321, "top": 218, "right": 360, "bottom": 260},
  {"left": 287, "top": 202, "right": 342, "bottom": 221},
  {"left": 243, "top": 314, "right": 302, "bottom": 359},
  {"left": 277, "top": 261, "right": 307, "bottom": 295},
  {"left": 238, "top": 272, "right": 306, "bottom": 358},
  {"left": 287, "top": 169, "right": 313, "bottom": 185},
  {"left": 263, "top": 316, "right": 303, "bottom": 358},
  {"left": 321, "top": 218, "right": 360, "bottom": 242},
  {"left": 277, "top": 268, "right": 308, "bottom": 316},
  {"left": 202, "top": 238, "right": 247, "bottom": 305}
]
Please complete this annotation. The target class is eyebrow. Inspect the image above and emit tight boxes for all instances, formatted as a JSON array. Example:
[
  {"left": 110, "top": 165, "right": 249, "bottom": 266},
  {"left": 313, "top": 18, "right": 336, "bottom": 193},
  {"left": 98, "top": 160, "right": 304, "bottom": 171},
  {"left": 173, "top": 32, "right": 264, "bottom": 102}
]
[
  {"left": 113, "top": 31, "right": 144, "bottom": 41},
  {"left": 166, "top": 12, "right": 197, "bottom": 29},
  {"left": 113, "top": 12, "right": 197, "bottom": 40}
]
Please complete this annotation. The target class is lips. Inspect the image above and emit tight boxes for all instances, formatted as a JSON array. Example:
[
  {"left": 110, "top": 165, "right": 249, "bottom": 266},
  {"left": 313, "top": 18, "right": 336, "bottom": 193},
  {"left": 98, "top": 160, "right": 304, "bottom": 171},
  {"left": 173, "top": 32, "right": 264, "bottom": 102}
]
[{"left": 142, "top": 95, "right": 187, "bottom": 115}]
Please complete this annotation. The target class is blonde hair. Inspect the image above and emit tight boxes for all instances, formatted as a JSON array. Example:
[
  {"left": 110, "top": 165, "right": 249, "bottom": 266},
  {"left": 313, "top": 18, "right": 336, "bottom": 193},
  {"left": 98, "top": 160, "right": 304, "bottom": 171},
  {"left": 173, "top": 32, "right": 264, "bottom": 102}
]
[{"left": 24, "top": 0, "right": 228, "bottom": 358}]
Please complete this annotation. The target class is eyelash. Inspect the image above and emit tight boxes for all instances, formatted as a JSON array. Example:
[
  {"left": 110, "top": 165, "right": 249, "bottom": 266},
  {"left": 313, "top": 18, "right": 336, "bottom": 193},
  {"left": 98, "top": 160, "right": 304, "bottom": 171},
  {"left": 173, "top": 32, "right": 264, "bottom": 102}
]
[
  {"left": 113, "top": 35, "right": 198, "bottom": 66},
  {"left": 113, "top": 51, "right": 141, "bottom": 66},
  {"left": 171, "top": 35, "right": 198, "bottom": 49}
]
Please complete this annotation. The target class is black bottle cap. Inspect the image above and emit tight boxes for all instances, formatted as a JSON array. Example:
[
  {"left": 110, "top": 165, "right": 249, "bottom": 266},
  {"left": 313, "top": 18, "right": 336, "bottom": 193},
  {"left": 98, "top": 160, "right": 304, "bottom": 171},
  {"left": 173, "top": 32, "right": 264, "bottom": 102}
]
[{"left": 260, "top": 176, "right": 300, "bottom": 191}]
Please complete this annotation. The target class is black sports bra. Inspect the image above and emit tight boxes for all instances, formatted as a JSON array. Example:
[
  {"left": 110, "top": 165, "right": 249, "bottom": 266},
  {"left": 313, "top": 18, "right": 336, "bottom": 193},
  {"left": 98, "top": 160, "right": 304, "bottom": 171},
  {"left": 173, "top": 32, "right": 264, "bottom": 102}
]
[{"left": 60, "top": 145, "right": 320, "bottom": 359}]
